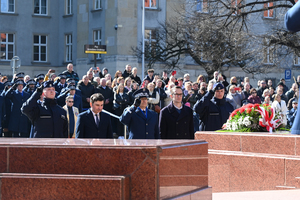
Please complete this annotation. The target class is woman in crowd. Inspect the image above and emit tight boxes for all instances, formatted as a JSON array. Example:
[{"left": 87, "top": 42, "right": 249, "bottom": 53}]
[
  {"left": 113, "top": 83, "right": 130, "bottom": 136},
  {"left": 196, "top": 75, "right": 206, "bottom": 86},
  {"left": 112, "top": 70, "right": 123, "bottom": 88},
  {"left": 272, "top": 94, "right": 287, "bottom": 127},
  {"left": 127, "top": 82, "right": 139, "bottom": 105},
  {"left": 147, "top": 82, "right": 160, "bottom": 111},
  {"left": 261, "top": 89, "right": 270, "bottom": 102},
  {"left": 227, "top": 76, "right": 238, "bottom": 92},
  {"left": 248, "top": 88, "right": 261, "bottom": 104},
  {"left": 129, "top": 67, "right": 141, "bottom": 85},
  {"left": 183, "top": 82, "right": 197, "bottom": 108},
  {"left": 242, "top": 82, "right": 251, "bottom": 104},
  {"left": 106, "top": 80, "right": 112, "bottom": 89},
  {"left": 124, "top": 77, "right": 132, "bottom": 92},
  {"left": 112, "top": 77, "right": 125, "bottom": 92},
  {"left": 269, "top": 87, "right": 275, "bottom": 101},
  {"left": 226, "top": 85, "right": 245, "bottom": 109},
  {"left": 263, "top": 96, "right": 272, "bottom": 105},
  {"left": 164, "top": 82, "right": 175, "bottom": 106},
  {"left": 165, "top": 76, "right": 176, "bottom": 90}
]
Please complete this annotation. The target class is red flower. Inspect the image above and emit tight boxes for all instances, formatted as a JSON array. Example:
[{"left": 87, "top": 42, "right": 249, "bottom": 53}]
[
  {"left": 246, "top": 108, "right": 252, "bottom": 114},
  {"left": 239, "top": 107, "right": 245, "bottom": 113},
  {"left": 254, "top": 104, "right": 260, "bottom": 109},
  {"left": 230, "top": 109, "right": 239, "bottom": 118}
]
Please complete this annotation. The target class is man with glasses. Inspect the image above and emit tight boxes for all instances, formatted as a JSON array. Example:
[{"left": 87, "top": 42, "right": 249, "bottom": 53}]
[
  {"left": 194, "top": 83, "right": 234, "bottom": 131},
  {"left": 159, "top": 86, "right": 194, "bottom": 139},
  {"left": 63, "top": 95, "right": 79, "bottom": 138}
]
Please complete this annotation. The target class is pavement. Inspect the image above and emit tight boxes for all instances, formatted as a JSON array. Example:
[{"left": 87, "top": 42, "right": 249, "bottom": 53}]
[{"left": 212, "top": 189, "right": 300, "bottom": 200}]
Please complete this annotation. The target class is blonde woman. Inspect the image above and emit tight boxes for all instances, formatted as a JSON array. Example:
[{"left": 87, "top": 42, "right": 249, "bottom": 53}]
[
  {"left": 271, "top": 94, "right": 287, "bottom": 127},
  {"left": 164, "top": 83, "right": 175, "bottom": 106},
  {"left": 147, "top": 82, "right": 160, "bottom": 111}
]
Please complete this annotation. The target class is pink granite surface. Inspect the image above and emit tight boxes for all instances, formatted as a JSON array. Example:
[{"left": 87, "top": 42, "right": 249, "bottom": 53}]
[
  {"left": 0, "top": 173, "right": 129, "bottom": 200},
  {"left": 195, "top": 131, "right": 300, "bottom": 193},
  {"left": 0, "top": 138, "right": 210, "bottom": 199}
]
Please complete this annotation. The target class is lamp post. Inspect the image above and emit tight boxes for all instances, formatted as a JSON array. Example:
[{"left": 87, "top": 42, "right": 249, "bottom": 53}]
[{"left": 142, "top": 0, "right": 145, "bottom": 81}]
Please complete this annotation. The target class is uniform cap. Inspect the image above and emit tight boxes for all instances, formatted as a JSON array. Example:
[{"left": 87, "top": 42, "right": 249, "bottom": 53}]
[
  {"left": 68, "top": 85, "right": 76, "bottom": 90},
  {"left": 36, "top": 73, "right": 45, "bottom": 79},
  {"left": 27, "top": 79, "right": 36, "bottom": 85},
  {"left": 213, "top": 82, "right": 224, "bottom": 91},
  {"left": 15, "top": 80, "right": 24, "bottom": 85},
  {"left": 58, "top": 73, "right": 67, "bottom": 79},
  {"left": 292, "top": 99, "right": 298, "bottom": 104},
  {"left": 4, "top": 82, "right": 13, "bottom": 86},
  {"left": 43, "top": 81, "right": 54, "bottom": 88},
  {"left": 16, "top": 72, "right": 25, "bottom": 78},
  {"left": 133, "top": 88, "right": 149, "bottom": 99}
]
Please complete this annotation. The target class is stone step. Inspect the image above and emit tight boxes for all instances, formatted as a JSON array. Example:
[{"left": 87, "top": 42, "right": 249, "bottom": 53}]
[{"left": 0, "top": 173, "right": 130, "bottom": 200}]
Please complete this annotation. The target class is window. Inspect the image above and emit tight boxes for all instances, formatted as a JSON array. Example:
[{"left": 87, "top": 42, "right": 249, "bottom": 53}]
[
  {"left": 264, "top": 2, "right": 274, "bottom": 18},
  {"left": 34, "top": 0, "right": 47, "bottom": 15},
  {"left": 65, "top": 34, "right": 72, "bottom": 62},
  {"left": 0, "top": 33, "right": 14, "bottom": 60},
  {"left": 66, "top": 0, "right": 72, "bottom": 15},
  {"left": 94, "top": 0, "right": 101, "bottom": 10},
  {"left": 33, "top": 35, "right": 47, "bottom": 62},
  {"left": 145, "top": 29, "right": 157, "bottom": 57},
  {"left": 1, "top": 0, "right": 14, "bottom": 13},
  {"left": 231, "top": 0, "right": 241, "bottom": 15},
  {"left": 196, "top": 0, "right": 208, "bottom": 13},
  {"left": 145, "top": 0, "right": 156, "bottom": 8},
  {"left": 93, "top": 30, "right": 101, "bottom": 59},
  {"left": 263, "top": 46, "right": 274, "bottom": 64}
]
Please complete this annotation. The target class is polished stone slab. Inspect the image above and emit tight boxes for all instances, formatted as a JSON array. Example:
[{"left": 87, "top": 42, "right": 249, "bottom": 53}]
[
  {"left": 0, "top": 173, "right": 129, "bottom": 200},
  {"left": 0, "top": 138, "right": 211, "bottom": 200},
  {"left": 195, "top": 131, "right": 300, "bottom": 193}
]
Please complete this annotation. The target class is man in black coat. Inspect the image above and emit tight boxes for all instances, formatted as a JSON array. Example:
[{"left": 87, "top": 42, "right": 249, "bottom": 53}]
[
  {"left": 194, "top": 83, "right": 234, "bottom": 131},
  {"left": 159, "top": 86, "right": 194, "bottom": 139},
  {"left": 95, "top": 78, "right": 114, "bottom": 113},
  {"left": 75, "top": 93, "right": 113, "bottom": 138},
  {"left": 21, "top": 81, "right": 68, "bottom": 138},
  {"left": 122, "top": 64, "right": 132, "bottom": 79},
  {"left": 77, "top": 75, "right": 95, "bottom": 110}
]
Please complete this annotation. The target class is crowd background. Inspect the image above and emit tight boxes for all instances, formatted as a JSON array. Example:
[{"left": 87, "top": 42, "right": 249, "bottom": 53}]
[{"left": 0, "top": 63, "right": 298, "bottom": 138}]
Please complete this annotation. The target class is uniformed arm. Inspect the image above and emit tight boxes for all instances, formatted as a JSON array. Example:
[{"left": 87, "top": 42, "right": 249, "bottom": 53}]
[
  {"left": 75, "top": 114, "right": 85, "bottom": 138},
  {"left": 159, "top": 110, "right": 168, "bottom": 139},
  {"left": 56, "top": 91, "right": 68, "bottom": 107},
  {"left": 120, "top": 106, "right": 136, "bottom": 126},
  {"left": 21, "top": 91, "right": 41, "bottom": 122},
  {"left": 285, "top": 2, "right": 300, "bottom": 32},
  {"left": 193, "top": 90, "right": 214, "bottom": 119},
  {"left": 4, "top": 86, "right": 15, "bottom": 100},
  {"left": 148, "top": 91, "right": 160, "bottom": 104}
]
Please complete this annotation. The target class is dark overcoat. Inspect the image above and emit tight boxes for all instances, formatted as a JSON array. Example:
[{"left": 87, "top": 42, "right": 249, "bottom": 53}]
[
  {"left": 75, "top": 109, "right": 113, "bottom": 138},
  {"left": 159, "top": 102, "right": 194, "bottom": 139},
  {"left": 194, "top": 90, "right": 234, "bottom": 131},
  {"left": 5, "top": 88, "right": 31, "bottom": 134},
  {"left": 21, "top": 91, "right": 68, "bottom": 138},
  {"left": 120, "top": 106, "right": 160, "bottom": 139}
]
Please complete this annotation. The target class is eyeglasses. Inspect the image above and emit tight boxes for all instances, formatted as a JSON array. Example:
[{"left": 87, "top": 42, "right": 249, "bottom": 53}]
[
  {"left": 68, "top": 101, "right": 74, "bottom": 103},
  {"left": 251, "top": 92, "right": 257, "bottom": 94},
  {"left": 174, "top": 93, "right": 183, "bottom": 96}
]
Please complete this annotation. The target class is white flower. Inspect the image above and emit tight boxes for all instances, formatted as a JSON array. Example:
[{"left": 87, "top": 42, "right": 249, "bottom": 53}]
[
  {"left": 243, "top": 116, "right": 252, "bottom": 126},
  {"left": 238, "top": 117, "right": 244, "bottom": 126},
  {"left": 225, "top": 120, "right": 232, "bottom": 130},
  {"left": 232, "top": 122, "right": 238, "bottom": 131}
]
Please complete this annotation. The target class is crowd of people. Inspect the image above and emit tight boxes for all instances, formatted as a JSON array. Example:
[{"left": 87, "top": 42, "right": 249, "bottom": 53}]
[{"left": 0, "top": 63, "right": 299, "bottom": 138}]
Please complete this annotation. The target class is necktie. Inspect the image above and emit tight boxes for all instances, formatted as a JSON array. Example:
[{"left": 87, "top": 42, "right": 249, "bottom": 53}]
[
  {"left": 95, "top": 114, "right": 100, "bottom": 127},
  {"left": 143, "top": 110, "right": 146, "bottom": 115}
]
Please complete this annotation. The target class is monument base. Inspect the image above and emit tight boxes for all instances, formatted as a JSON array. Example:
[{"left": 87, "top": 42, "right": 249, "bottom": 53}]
[{"left": 195, "top": 131, "right": 300, "bottom": 193}]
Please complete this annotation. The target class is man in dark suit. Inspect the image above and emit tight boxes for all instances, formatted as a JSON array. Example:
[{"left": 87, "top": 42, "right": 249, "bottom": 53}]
[
  {"left": 159, "top": 86, "right": 194, "bottom": 139},
  {"left": 95, "top": 78, "right": 114, "bottom": 113},
  {"left": 75, "top": 93, "right": 113, "bottom": 138},
  {"left": 120, "top": 88, "right": 160, "bottom": 139}
]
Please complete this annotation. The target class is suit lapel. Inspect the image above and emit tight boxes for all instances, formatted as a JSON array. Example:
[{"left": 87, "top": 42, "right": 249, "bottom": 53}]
[{"left": 87, "top": 110, "right": 98, "bottom": 129}]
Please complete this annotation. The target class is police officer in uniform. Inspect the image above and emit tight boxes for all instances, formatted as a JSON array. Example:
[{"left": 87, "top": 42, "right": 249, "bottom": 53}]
[
  {"left": 23, "top": 79, "right": 36, "bottom": 96},
  {"left": 21, "top": 81, "right": 68, "bottom": 138},
  {"left": 194, "top": 82, "right": 234, "bottom": 131},
  {"left": 5, "top": 80, "right": 31, "bottom": 137},
  {"left": 120, "top": 88, "right": 160, "bottom": 139}
]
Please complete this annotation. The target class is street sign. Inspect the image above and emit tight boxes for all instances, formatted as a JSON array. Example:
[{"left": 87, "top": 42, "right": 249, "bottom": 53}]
[
  {"left": 84, "top": 44, "right": 107, "bottom": 54},
  {"left": 285, "top": 69, "right": 291, "bottom": 81}
]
